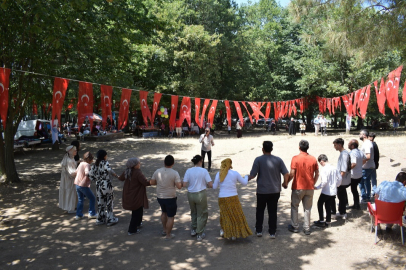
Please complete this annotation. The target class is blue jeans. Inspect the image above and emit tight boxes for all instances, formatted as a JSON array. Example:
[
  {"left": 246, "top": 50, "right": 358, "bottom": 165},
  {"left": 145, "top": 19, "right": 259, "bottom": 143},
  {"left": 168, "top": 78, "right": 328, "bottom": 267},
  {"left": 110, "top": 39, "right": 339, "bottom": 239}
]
[
  {"left": 359, "top": 169, "right": 373, "bottom": 200},
  {"left": 76, "top": 185, "right": 96, "bottom": 217},
  {"left": 370, "top": 169, "right": 377, "bottom": 195}
]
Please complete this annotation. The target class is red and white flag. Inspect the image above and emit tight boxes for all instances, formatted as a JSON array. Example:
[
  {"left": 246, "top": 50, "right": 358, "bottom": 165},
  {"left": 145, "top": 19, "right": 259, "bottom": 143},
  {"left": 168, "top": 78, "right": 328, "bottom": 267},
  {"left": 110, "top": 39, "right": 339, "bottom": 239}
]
[
  {"left": 385, "top": 65, "right": 402, "bottom": 115},
  {"left": 195, "top": 98, "right": 201, "bottom": 128},
  {"left": 248, "top": 102, "right": 265, "bottom": 121},
  {"left": 139, "top": 91, "right": 151, "bottom": 127},
  {"left": 265, "top": 102, "right": 271, "bottom": 119},
  {"left": 234, "top": 101, "right": 244, "bottom": 127},
  {"left": 100, "top": 85, "right": 113, "bottom": 130},
  {"left": 77, "top": 82, "right": 94, "bottom": 129},
  {"left": 224, "top": 100, "right": 232, "bottom": 127},
  {"left": 207, "top": 100, "right": 218, "bottom": 127},
  {"left": 0, "top": 68, "right": 11, "bottom": 128},
  {"left": 358, "top": 85, "right": 370, "bottom": 119},
  {"left": 151, "top": 93, "right": 162, "bottom": 122},
  {"left": 51, "top": 78, "right": 69, "bottom": 128},
  {"left": 200, "top": 99, "right": 210, "bottom": 127},
  {"left": 118, "top": 88, "right": 132, "bottom": 130},
  {"left": 169, "top": 95, "right": 178, "bottom": 129},
  {"left": 242, "top": 102, "right": 253, "bottom": 124},
  {"left": 179, "top": 96, "right": 191, "bottom": 127},
  {"left": 374, "top": 79, "right": 386, "bottom": 115}
]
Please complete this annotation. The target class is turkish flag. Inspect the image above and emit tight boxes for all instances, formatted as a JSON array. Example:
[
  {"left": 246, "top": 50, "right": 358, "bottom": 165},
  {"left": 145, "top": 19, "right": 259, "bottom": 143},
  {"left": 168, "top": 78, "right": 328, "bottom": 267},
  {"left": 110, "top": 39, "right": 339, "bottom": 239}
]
[
  {"left": 298, "top": 99, "right": 304, "bottom": 113},
  {"left": 100, "top": 85, "right": 113, "bottom": 130},
  {"left": 33, "top": 102, "right": 38, "bottom": 115},
  {"left": 385, "top": 65, "right": 402, "bottom": 115},
  {"left": 0, "top": 68, "right": 10, "bottom": 129},
  {"left": 331, "top": 98, "right": 336, "bottom": 115},
  {"left": 234, "top": 101, "right": 244, "bottom": 127},
  {"left": 242, "top": 102, "right": 253, "bottom": 124},
  {"left": 341, "top": 93, "right": 354, "bottom": 116},
  {"left": 265, "top": 102, "right": 271, "bottom": 119},
  {"left": 358, "top": 85, "right": 370, "bottom": 119},
  {"left": 374, "top": 79, "right": 386, "bottom": 115},
  {"left": 51, "top": 78, "right": 69, "bottom": 128},
  {"left": 207, "top": 100, "right": 218, "bottom": 127},
  {"left": 352, "top": 89, "right": 361, "bottom": 116},
  {"left": 248, "top": 102, "right": 265, "bottom": 121},
  {"left": 224, "top": 100, "right": 232, "bottom": 127},
  {"left": 139, "top": 90, "right": 151, "bottom": 127},
  {"left": 200, "top": 99, "right": 210, "bottom": 127},
  {"left": 151, "top": 93, "right": 162, "bottom": 122},
  {"left": 179, "top": 97, "right": 191, "bottom": 127},
  {"left": 77, "top": 82, "right": 94, "bottom": 129},
  {"left": 402, "top": 81, "right": 406, "bottom": 106},
  {"left": 118, "top": 88, "right": 132, "bottom": 130},
  {"left": 169, "top": 95, "right": 178, "bottom": 129},
  {"left": 195, "top": 98, "right": 201, "bottom": 128}
]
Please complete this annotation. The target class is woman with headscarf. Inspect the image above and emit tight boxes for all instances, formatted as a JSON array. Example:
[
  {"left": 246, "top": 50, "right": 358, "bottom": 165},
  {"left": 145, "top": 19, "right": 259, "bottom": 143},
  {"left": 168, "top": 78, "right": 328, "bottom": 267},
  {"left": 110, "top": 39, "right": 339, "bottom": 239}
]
[
  {"left": 89, "top": 150, "right": 119, "bottom": 226},
  {"left": 70, "top": 140, "right": 81, "bottom": 166},
  {"left": 213, "top": 158, "right": 252, "bottom": 240},
  {"left": 74, "top": 152, "right": 97, "bottom": 220},
  {"left": 59, "top": 145, "right": 78, "bottom": 213},
  {"left": 118, "top": 158, "right": 151, "bottom": 235},
  {"left": 183, "top": 155, "right": 213, "bottom": 241}
]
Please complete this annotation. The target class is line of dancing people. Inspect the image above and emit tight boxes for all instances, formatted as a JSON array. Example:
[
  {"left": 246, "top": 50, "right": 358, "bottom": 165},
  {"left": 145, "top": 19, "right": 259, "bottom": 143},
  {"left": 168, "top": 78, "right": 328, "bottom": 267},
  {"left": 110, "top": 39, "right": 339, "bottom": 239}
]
[{"left": 59, "top": 130, "right": 400, "bottom": 240}]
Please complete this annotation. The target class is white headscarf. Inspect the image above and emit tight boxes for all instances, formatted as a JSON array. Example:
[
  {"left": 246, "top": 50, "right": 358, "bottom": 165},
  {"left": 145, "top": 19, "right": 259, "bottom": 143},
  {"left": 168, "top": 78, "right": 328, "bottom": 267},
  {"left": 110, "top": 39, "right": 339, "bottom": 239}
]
[{"left": 61, "top": 146, "right": 76, "bottom": 173}]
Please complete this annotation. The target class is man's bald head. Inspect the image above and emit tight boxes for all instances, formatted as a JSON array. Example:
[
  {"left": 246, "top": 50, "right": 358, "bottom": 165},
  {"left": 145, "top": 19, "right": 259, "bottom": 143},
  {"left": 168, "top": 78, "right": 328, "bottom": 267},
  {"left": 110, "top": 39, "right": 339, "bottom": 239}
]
[{"left": 348, "top": 139, "right": 359, "bottom": 150}]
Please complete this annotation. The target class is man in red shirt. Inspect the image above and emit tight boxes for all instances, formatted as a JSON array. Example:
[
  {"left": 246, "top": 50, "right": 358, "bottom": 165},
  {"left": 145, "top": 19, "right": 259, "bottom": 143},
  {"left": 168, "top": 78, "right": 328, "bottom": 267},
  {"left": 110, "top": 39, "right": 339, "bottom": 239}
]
[{"left": 283, "top": 140, "right": 319, "bottom": 235}]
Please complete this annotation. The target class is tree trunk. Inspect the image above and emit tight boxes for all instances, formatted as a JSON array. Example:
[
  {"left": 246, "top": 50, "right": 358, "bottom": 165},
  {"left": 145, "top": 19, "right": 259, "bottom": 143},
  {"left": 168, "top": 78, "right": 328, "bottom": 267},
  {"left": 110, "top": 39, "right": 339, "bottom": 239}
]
[
  {"left": 0, "top": 131, "right": 6, "bottom": 177},
  {"left": 3, "top": 120, "right": 20, "bottom": 184}
]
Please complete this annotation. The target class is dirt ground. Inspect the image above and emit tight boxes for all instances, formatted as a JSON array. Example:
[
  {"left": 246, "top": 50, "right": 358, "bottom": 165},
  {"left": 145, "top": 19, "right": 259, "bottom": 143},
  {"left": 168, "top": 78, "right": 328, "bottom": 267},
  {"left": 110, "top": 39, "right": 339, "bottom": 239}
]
[{"left": 1, "top": 129, "right": 406, "bottom": 270}]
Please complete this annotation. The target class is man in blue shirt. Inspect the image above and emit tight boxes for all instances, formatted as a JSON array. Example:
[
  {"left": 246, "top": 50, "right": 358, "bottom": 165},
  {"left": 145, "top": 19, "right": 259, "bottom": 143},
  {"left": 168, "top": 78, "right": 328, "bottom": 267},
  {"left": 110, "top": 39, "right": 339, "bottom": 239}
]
[{"left": 373, "top": 172, "right": 406, "bottom": 229}]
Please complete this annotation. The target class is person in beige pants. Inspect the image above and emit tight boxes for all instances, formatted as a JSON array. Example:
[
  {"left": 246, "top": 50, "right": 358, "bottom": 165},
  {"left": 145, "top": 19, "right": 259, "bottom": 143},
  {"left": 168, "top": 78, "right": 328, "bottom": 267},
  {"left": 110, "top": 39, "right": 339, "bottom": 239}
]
[{"left": 283, "top": 140, "right": 319, "bottom": 235}]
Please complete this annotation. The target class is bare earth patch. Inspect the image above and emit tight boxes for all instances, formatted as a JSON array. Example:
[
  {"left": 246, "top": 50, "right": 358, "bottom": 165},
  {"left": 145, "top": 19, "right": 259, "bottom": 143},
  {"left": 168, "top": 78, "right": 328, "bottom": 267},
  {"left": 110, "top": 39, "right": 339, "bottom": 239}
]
[{"left": 1, "top": 131, "right": 405, "bottom": 269}]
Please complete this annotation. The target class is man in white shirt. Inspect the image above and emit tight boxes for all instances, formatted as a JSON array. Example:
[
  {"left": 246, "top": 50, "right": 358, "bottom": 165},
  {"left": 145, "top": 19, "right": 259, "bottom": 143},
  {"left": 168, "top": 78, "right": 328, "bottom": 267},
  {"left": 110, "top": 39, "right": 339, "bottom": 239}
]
[
  {"left": 313, "top": 115, "right": 321, "bottom": 136},
  {"left": 183, "top": 155, "right": 213, "bottom": 241},
  {"left": 319, "top": 116, "right": 327, "bottom": 136},
  {"left": 314, "top": 154, "right": 342, "bottom": 227},
  {"left": 150, "top": 155, "right": 182, "bottom": 240},
  {"left": 199, "top": 128, "right": 215, "bottom": 172},
  {"left": 332, "top": 138, "right": 351, "bottom": 219},
  {"left": 347, "top": 139, "right": 366, "bottom": 210},
  {"left": 359, "top": 130, "right": 375, "bottom": 203}
]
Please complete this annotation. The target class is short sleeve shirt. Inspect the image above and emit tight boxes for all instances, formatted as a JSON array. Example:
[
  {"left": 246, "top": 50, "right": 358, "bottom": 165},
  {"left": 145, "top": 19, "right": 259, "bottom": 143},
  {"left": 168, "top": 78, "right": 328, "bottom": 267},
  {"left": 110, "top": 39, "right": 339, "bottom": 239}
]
[
  {"left": 152, "top": 167, "right": 181, "bottom": 199},
  {"left": 361, "top": 140, "right": 375, "bottom": 169},
  {"left": 183, "top": 167, "right": 212, "bottom": 193},
  {"left": 290, "top": 152, "right": 318, "bottom": 190},
  {"left": 350, "top": 149, "right": 365, "bottom": 179},
  {"left": 250, "top": 155, "right": 288, "bottom": 194},
  {"left": 337, "top": 150, "right": 351, "bottom": 185}
]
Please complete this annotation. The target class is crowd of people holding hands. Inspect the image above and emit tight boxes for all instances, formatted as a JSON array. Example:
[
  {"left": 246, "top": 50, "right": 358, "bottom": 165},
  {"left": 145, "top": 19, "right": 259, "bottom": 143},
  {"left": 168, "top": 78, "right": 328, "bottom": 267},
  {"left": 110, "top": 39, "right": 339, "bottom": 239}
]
[{"left": 58, "top": 128, "right": 406, "bottom": 241}]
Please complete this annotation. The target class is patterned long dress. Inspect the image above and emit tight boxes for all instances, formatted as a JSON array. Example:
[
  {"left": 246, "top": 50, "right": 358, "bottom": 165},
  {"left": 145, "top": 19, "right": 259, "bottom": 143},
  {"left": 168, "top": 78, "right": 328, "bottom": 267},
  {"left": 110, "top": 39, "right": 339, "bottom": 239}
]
[{"left": 89, "top": 160, "right": 116, "bottom": 224}]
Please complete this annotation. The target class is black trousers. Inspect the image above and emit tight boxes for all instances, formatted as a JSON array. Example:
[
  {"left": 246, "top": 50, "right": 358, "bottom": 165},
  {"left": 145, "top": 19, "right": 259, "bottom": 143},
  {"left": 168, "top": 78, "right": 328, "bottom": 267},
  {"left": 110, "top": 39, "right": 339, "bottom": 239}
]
[
  {"left": 350, "top": 177, "right": 362, "bottom": 206},
  {"left": 317, "top": 193, "right": 335, "bottom": 222},
  {"left": 331, "top": 184, "right": 350, "bottom": 215},
  {"left": 256, "top": 193, "right": 280, "bottom": 234},
  {"left": 201, "top": 150, "right": 212, "bottom": 170},
  {"left": 128, "top": 206, "right": 143, "bottom": 233}
]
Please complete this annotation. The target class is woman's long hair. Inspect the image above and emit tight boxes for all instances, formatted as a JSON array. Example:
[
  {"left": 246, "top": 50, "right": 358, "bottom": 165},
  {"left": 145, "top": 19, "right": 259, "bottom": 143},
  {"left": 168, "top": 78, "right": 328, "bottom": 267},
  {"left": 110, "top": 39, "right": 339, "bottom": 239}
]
[{"left": 95, "top": 150, "right": 107, "bottom": 167}]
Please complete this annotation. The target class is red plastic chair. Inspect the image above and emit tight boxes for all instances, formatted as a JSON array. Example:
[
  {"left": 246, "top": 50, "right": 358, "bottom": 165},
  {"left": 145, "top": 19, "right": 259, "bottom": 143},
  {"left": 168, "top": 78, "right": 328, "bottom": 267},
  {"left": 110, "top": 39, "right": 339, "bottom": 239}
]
[{"left": 367, "top": 200, "right": 405, "bottom": 245}]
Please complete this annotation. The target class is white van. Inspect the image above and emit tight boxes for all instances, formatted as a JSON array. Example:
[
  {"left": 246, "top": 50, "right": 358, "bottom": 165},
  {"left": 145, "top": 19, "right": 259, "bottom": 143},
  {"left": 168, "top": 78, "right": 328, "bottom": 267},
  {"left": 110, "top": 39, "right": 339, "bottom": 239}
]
[{"left": 14, "top": 119, "right": 51, "bottom": 140}]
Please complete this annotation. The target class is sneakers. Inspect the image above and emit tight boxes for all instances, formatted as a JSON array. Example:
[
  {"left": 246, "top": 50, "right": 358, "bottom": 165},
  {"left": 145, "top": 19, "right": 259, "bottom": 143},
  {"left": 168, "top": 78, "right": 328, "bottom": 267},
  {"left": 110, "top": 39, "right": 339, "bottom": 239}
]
[
  {"left": 191, "top": 229, "right": 197, "bottom": 236},
  {"left": 313, "top": 220, "right": 326, "bottom": 227},
  {"left": 256, "top": 231, "right": 263, "bottom": 237},
  {"left": 107, "top": 217, "right": 119, "bottom": 226},
  {"left": 128, "top": 229, "right": 141, "bottom": 235},
  {"left": 95, "top": 220, "right": 105, "bottom": 225},
  {"left": 74, "top": 216, "right": 83, "bottom": 220},
  {"left": 197, "top": 233, "right": 206, "bottom": 241},
  {"left": 361, "top": 198, "right": 370, "bottom": 204},
  {"left": 220, "top": 229, "right": 224, "bottom": 237},
  {"left": 288, "top": 224, "right": 299, "bottom": 233},
  {"left": 269, "top": 234, "right": 276, "bottom": 239},
  {"left": 303, "top": 229, "right": 311, "bottom": 235},
  {"left": 335, "top": 213, "right": 347, "bottom": 220},
  {"left": 88, "top": 214, "right": 97, "bottom": 219}
]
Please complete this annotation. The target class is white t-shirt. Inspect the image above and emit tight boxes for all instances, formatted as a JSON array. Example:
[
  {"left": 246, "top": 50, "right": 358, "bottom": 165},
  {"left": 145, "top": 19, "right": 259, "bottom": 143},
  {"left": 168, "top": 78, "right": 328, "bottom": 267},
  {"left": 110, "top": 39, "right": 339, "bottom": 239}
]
[
  {"left": 151, "top": 167, "right": 181, "bottom": 199},
  {"left": 183, "top": 167, "right": 212, "bottom": 193},
  {"left": 319, "top": 118, "right": 327, "bottom": 127},
  {"left": 361, "top": 139, "right": 375, "bottom": 169},
  {"left": 350, "top": 148, "right": 366, "bottom": 179},
  {"left": 315, "top": 164, "right": 342, "bottom": 196},
  {"left": 199, "top": 134, "right": 214, "bottom": 151},
  {"left": 213, "top": 170, "right": 248, "bottom": 198}
]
